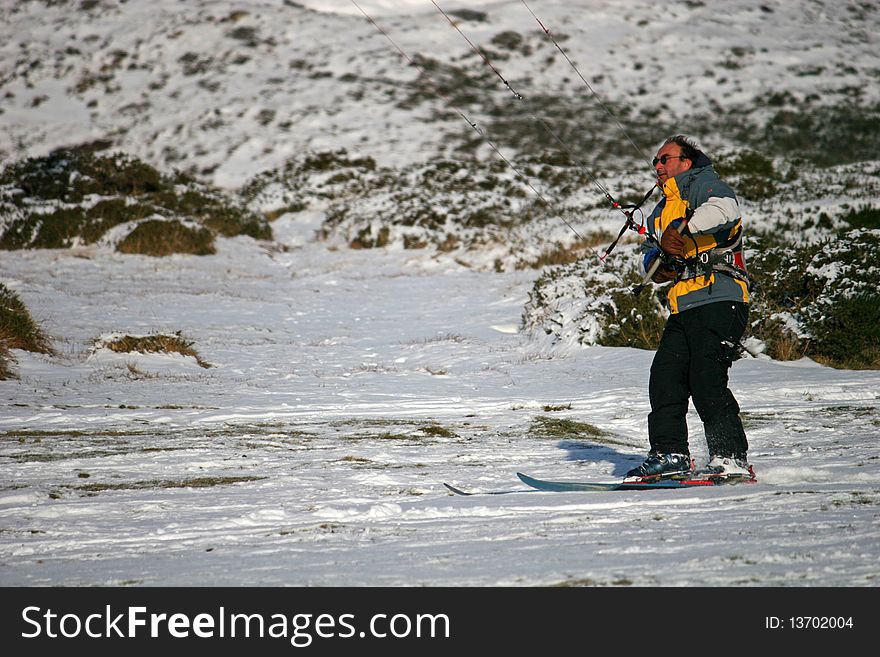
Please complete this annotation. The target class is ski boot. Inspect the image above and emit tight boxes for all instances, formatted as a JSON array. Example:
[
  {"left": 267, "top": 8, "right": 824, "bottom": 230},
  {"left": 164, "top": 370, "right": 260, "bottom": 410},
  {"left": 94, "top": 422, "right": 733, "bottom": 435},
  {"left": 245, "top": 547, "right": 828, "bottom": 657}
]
[
  {"left": 624, "top": 452, "right": 693, "bottom": 483},
  {"left": 693, "top": 455, "right": 755, "bottom": 483}
]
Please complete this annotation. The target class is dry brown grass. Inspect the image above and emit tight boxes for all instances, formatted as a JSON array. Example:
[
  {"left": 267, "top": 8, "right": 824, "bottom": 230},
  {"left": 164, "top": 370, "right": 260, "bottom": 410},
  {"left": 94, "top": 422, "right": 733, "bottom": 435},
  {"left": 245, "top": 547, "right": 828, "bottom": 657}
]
[
  {"left": 516, "top": 233, "right": 613, "bottom": 270},
  {"left": 1, "top": 283, "right": 54, "bottom": 379},
  {"left": 116, "top": 219, "right": 216, "bottom": 256},
  {"left": 101, "top": 332, "right": 212, "bottom": 368}
]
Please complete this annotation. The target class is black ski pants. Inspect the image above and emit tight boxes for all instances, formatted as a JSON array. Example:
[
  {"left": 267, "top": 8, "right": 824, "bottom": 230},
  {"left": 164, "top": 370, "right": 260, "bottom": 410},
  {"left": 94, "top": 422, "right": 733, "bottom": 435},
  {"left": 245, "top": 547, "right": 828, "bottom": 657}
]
[{"left": 648, "top": 301, "right": 749, "bottom": 458}]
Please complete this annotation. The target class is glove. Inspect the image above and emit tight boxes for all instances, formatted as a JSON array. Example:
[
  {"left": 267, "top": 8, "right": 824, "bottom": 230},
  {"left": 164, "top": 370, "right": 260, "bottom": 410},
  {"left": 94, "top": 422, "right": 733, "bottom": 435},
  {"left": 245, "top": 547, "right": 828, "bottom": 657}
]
[
  {"left": 643, "top": 249, "right": 678, "bottom": 284},
  {"left": 660, "top": 225, "right": 685, "bottom": 255},
  {"left": 641, "top": 246, "right": 662, "bottom": 273},
  {"left": 651, "top": 263, "right": 678, "bottom": 283}
]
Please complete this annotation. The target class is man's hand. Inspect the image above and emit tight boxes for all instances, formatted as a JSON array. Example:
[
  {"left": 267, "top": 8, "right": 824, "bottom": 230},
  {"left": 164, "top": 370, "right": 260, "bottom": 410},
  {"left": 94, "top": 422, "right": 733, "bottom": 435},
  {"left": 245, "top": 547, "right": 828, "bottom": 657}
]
[
  {"left": 651, "top": 264, "right": 678, "bottom": 283},
  {"left": 660, "top": 227, "right": 685, "bottom": 255}
]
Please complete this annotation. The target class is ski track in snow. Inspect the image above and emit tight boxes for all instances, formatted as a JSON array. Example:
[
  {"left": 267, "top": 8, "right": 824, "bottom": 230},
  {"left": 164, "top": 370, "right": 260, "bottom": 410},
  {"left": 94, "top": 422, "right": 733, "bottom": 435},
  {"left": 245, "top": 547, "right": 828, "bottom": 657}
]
[{"left": 1, "top": 223, "right": 879, "bottom": 587}]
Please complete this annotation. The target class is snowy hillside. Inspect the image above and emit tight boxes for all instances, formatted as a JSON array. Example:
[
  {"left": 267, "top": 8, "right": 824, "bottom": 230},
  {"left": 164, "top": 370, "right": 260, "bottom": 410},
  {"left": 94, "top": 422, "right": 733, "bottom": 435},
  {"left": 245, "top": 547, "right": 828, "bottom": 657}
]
[
  {"left": 3, "top": 0, "right": 878, "bottom": 187},
  {"left": 1, "top": 0, "right": 879, "bottom": 592}
]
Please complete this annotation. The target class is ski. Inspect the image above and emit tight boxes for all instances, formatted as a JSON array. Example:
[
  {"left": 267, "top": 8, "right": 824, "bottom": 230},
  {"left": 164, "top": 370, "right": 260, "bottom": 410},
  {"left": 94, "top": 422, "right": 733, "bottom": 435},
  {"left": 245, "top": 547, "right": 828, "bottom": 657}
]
[
  {"left": 516, "top": 471, "right": 754, "bottom": 492},
  {"left": 445, "top": 472, "right": 755, "bottom": 496},
  {"left": 443, "top": 482, "right": 534, "bottom": 496}
]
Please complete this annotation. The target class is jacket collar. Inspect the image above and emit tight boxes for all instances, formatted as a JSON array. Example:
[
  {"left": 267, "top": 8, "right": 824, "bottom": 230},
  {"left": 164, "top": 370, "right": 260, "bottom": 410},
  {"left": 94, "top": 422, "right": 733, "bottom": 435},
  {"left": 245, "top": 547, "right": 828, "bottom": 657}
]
[{"left": 669, "top": 153, "right": 713, "bottom": 195}]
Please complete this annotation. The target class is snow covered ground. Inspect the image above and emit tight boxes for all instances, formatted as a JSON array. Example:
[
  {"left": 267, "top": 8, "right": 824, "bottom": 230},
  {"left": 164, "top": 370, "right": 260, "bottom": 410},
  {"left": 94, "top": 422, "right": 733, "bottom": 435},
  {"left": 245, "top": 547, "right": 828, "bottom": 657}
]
[
  {"left": 1, "top": 0, "right": 879, "bottom": 589},
  {"left": 1, "top": 215, "right": 879, "bottom": 586}
]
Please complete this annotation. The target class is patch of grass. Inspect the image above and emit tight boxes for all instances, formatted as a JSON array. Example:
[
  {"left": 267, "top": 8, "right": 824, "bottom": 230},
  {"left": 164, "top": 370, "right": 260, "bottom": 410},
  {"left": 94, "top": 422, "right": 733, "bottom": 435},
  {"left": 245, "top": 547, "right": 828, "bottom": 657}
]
[
  {"left": 525, "top": 225, "right": 878, "bottom": 368},
  {"left": 85, "top": 198, "right": 155, "bottom": 235},
  {"left": 339, "top": 456, "right": 372, "bottom": 463},
  {"left": 0, "top": 147, "right": 271, "bottom": 251},
  {"left": 329, "top": 418, "right": 458, "bottom": 441},
  {"left": 227, "top": 25, "right": 262, "bottom": 48},
  {"left": 600, "top": 268, "right": 668, "bottom": 349},
  {"left": 418, "top": 424, "right": 458, "bottom": 438},
  {"left": 153, "top": 187, "right": 271, "bottom": 240},
  {"left": 8, "top": 448, "right": 132, "bottom": 463},
  {"left": 332, "top": 418, "right": 411, "bottom": 428},
  {"left": 733, "top": 100, "right": 880, "bottom": 167},
  {"left": 115, "top": 219, "right": 216, "bottom": 256},
  {"left": 0, "top": 206, "right": 83, "bottom": 249},
  {"left": 0, "top": 195, "right": 160, "bottom": 250},
  {"left": 242, "top": 149, "right": 381, "bottom": 223},
  {"left": 747, "top": 229, "right": 880, "bottom": 369},
  {"left": 478, "top": 95, "right": 663, "bottom": 173},
  {"left": 1, "top": 149, "right": 162, "bottom": 203},
  {"left": 317, "top": 156, "right": 556, "bottom": 258},
  {"left": 522, "top": 248, "right": 670, "bottom": 351},
  {"left": 0, "top": 283, "right": 53, "bottom": 351},
  {"left": 517, "top": 234, "right": 611, "bottom": 270},
  {"left": 808, "top": 293, "right": 880, "bottom": 369},
  {"left": 1, "top": 428, "right": 135, "bottom": 440},
  {"left": 369, "top": 432, "right": 418, "bottom": 441},
  {"left": 397, "top": 55, "right": 491, "bottom": 111},
  {"left": 820, "top": 405, "right": 877, "bottom": 418},
  {"left": 405, "top": 333, "right": 466, "bottom": 346},
  {"left": 839, "top": 205, "right": 880, "bottom": 231},
  {"left": 299, "top": 150, "right": 377, "bottom": 174},
  {"left": 542, "top": 403, "right": 572, "bottom": 412},
  {"left": 830, "top": 492, "right": 876, "bottom": 508},
  {"left": 0, "top": 283, "right": 54, "bottom": 379},
  {"left": 72, "top": 476, "right": 266, "bottom": 493},
  {"left": 772, "top": 103, "right": 880, "bottom": 166},
  {"left": 713, "top": 148, "right": 784, "bottom": 201},
  {"left": 529, "top": 415, "right": 607, "bottom": 439},
  {"left": 489, "top": 30, "right": 533, "bottom": 58},
  {"left": 739, "top": 411, "right": 779, "bottom": 430},
  {"left": 0, "top": 348, "right": 12, "bottom": 380},
  {"left": 448, "top": 9, "right": 488, "bottom": 22},
  {"left": 178, "top": 52, "right": 213, "bottom": 76},
  {"left": 98, "top": 331, "right": 212, "bottom": 368},
  {"left": 550, "top": 578, "right": 598, "bottom": 587}
]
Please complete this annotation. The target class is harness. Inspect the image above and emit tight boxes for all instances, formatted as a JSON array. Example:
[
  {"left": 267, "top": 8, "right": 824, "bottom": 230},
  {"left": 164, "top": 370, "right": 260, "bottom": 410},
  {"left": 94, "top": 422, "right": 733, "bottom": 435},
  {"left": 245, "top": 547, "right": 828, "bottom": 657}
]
[{"left": 677, "top": 227, "right": 750, "bottom": 287}]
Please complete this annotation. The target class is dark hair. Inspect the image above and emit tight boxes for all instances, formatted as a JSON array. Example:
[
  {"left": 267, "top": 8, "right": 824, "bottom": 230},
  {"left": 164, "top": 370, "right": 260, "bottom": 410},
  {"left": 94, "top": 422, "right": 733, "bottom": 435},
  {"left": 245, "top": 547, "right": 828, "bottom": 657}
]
[{"left": 663, "top": 135, "right": 702, "bottom": 163}]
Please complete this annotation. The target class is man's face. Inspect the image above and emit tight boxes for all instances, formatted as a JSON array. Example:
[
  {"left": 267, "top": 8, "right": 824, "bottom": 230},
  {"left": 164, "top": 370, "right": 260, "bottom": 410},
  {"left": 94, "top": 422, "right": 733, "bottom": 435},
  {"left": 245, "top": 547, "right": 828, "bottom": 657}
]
[{"left": 653, "top": 142, "right": 692, "bottom": 185}]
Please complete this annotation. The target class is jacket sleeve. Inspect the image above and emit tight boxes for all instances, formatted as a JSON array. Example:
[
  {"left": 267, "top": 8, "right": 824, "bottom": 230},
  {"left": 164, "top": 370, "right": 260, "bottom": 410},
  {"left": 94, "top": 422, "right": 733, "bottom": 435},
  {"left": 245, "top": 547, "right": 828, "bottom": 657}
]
[
  {"left": 687, "top": 174, "right": 740, "bottom": 234},
  {"left": 688, "top": 196, "right": 740, "bottom": 233}
]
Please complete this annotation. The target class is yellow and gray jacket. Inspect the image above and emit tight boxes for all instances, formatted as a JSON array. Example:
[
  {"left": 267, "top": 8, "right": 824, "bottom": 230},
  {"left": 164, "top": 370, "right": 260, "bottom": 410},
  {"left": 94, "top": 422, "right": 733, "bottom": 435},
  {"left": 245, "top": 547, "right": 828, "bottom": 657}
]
[{"left": 639, "top": 154, "right": 749, "bottom": 314}]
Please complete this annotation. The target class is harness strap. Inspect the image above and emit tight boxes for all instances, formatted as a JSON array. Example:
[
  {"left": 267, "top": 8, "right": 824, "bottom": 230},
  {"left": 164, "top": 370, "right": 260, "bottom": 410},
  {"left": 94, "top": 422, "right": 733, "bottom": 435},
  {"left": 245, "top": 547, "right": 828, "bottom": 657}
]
[{"left": 677, "top": 230, "right": 750, "bottom": 284}]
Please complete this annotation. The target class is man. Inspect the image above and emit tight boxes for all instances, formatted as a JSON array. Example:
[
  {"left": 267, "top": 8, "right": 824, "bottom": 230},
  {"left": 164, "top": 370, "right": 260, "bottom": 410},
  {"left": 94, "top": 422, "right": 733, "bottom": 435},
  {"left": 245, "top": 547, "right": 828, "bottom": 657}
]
[{"left": 625, "top": 135, "right": 752, "bottom": 482}]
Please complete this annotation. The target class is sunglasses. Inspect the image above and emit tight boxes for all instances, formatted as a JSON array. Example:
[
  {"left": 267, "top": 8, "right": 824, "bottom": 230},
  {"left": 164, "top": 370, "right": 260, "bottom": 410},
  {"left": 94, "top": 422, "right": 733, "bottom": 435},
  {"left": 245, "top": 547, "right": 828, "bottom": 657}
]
[{"left": 652, "top": 154, "right": 687, "bottom": 166}]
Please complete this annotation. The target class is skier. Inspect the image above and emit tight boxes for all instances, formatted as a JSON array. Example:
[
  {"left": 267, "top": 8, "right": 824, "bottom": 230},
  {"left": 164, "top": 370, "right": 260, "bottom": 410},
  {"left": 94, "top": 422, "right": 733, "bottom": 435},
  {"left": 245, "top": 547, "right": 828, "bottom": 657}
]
[{"left": 626, "top": 135, "right": 752, "bottom": 481}]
